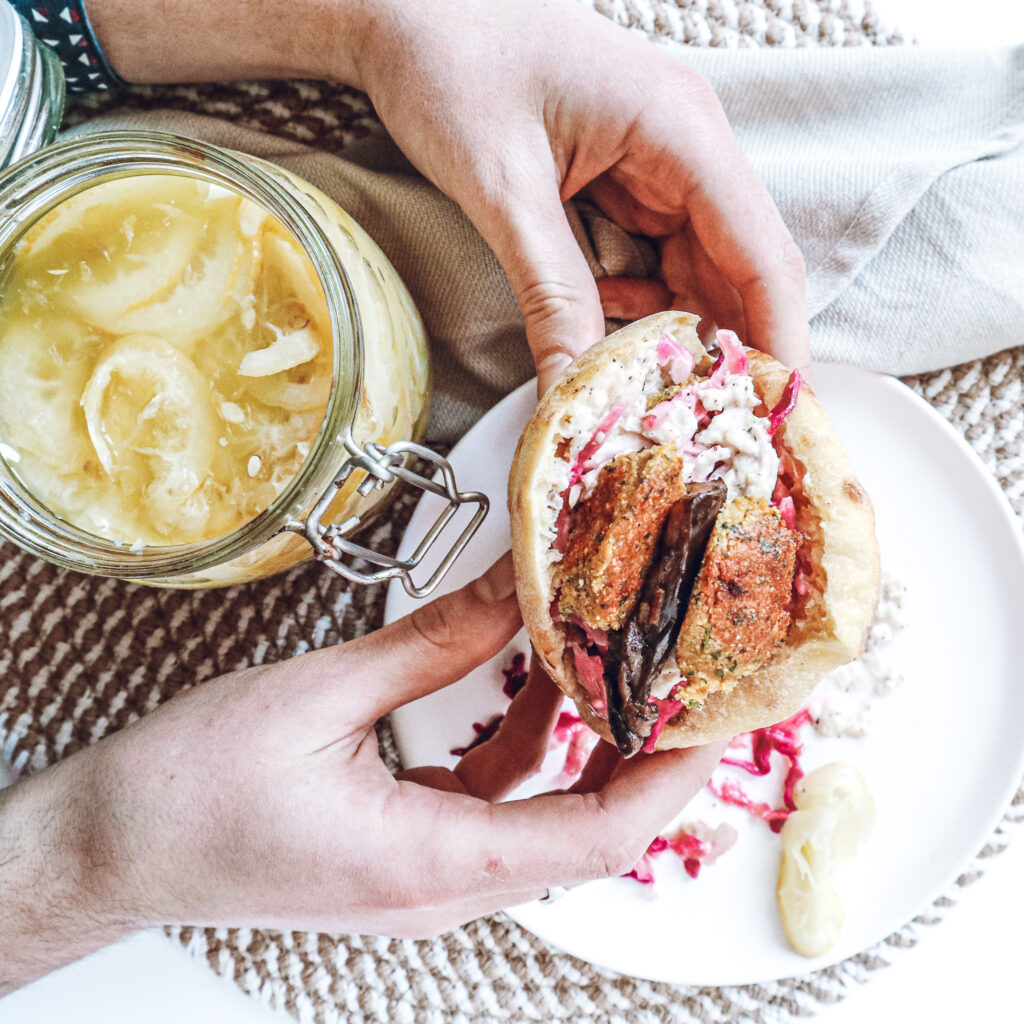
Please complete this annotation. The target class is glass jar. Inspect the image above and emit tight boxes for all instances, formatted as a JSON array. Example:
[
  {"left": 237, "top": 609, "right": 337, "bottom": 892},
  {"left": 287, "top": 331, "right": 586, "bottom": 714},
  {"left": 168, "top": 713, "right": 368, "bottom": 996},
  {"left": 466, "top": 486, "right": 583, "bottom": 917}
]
[
  {"left": 0, "top": 2, "right": 64, "bottom": 170},
  {"left": 0, "top": 16, "right": 486, "bottom": 594}
]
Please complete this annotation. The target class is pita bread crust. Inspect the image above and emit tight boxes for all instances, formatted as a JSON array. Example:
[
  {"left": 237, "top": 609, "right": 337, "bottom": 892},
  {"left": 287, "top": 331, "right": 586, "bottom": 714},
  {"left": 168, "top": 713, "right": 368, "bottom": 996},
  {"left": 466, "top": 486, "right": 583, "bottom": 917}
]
[{"left": 509, "top": 311, "right": 880, "bottom": 749}]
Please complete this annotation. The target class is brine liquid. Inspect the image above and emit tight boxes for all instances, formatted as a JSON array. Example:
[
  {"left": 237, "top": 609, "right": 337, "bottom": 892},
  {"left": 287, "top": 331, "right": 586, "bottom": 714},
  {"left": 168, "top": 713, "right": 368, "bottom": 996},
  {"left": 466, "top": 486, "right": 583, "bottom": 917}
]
[{"left": 0, "top": 174, "right": 334, "bottom": 547}]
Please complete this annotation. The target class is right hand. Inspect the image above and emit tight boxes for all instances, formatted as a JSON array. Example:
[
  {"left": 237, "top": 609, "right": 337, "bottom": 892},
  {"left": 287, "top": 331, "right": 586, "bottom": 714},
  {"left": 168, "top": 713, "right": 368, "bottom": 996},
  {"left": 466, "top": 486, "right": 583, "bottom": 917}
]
[{"left": 0, "top": 553, "right": 723, "bottom": 992}]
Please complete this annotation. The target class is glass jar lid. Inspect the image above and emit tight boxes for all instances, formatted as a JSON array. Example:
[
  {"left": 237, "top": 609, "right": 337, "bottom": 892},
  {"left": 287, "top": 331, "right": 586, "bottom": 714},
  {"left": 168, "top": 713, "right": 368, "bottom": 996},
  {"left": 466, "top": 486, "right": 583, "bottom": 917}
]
[{"left": 0, "top": 2, "right": 65, "bottom": 170}]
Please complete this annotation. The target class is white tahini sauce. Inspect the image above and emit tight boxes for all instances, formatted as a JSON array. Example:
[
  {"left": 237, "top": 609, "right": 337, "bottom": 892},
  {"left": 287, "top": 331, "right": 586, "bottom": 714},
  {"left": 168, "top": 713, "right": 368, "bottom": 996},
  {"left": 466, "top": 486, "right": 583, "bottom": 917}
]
[{"left": 808, "top": 568, "right": 909, "bottom": 738}]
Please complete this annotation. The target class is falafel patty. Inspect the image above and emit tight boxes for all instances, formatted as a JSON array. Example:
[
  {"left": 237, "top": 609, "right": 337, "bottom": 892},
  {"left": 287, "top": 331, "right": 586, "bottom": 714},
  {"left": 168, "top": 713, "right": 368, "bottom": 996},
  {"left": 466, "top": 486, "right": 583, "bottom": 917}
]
[
  {"left": 558, "top": 446, "right": 686, "bottom": 631},
  {"left": 675, "top": 496, "right": 799, "bottom": 705}
]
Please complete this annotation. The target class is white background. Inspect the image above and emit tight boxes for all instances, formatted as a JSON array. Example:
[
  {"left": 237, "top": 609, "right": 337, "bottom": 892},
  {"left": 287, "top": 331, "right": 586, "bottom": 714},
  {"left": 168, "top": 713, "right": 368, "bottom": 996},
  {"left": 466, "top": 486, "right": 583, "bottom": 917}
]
[{"left": 2, "top": 2, "right": 1023, "bottom": 1021}]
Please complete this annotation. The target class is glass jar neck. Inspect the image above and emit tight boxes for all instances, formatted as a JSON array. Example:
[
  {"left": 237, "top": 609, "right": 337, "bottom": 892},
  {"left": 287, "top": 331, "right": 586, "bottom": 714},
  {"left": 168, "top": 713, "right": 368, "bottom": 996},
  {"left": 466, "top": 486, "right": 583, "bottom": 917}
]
[
  {"left": 0, "top": 129, "right": 364, "bottom": 580},
  {"left": 0, "top": 4, "right": 65, "bottom": 170}
]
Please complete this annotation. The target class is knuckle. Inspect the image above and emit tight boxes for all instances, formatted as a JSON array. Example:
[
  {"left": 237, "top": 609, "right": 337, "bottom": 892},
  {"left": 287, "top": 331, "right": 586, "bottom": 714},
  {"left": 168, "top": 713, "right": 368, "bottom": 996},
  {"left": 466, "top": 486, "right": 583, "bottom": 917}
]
[
  {"left": 779, "top": 236, "right": 807, "bottom": 283},
  {"left": 518, "top": 278, "right": 586, "bottom": 334},
  {"left": 654, "top": 62, "right": 725, "bottom": 126},
  {"left": 408, "top": 594, "right": 461, "bottom": 653},
  {"left": 677, "top": 65, "right": 721, "bottom": 111},
  {"left": 578, "top": 794, "right": 643, "bottom": 879}
]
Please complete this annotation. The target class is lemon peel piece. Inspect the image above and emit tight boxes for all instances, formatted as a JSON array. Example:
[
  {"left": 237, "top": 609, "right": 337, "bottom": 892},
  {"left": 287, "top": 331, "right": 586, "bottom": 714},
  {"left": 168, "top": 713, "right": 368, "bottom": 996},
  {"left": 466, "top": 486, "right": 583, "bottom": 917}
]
[
  {"left": 776, "top": 762, "right": 874, "bottom": 958},
  {"left": 80, "top": 335, "right": 218, "bottom": 510},
  {"left": 238, "top": 324, "right": 318, "bottom": 378}
]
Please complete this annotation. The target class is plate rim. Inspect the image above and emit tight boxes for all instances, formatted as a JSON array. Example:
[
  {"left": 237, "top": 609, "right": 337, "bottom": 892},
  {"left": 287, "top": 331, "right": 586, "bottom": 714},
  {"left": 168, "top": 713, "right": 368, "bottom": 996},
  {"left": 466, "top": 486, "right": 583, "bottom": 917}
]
[{"left": 384, "top": 363, "right": 1024, "bottom": 985}]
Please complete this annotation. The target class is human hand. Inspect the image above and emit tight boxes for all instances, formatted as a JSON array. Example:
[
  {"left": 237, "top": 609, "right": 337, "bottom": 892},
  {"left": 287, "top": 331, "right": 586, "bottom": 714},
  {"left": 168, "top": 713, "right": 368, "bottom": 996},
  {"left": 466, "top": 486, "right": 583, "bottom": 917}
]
[
  {"left": 0, "top": 553, "right": 722, "bottom": 990},
  {"left": 349, "top": 0, "right": 810, "bottom": 385},
  {"left": 87, "top": 0, "right": 809, "bottom": 385}
]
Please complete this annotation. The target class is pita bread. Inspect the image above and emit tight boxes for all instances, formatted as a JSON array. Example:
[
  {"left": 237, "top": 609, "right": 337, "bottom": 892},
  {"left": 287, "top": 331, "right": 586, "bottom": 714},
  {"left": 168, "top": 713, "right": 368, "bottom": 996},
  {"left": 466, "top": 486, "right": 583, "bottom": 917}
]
[{"left": 508, "top": 311, "right": 880, "bottom": 750}]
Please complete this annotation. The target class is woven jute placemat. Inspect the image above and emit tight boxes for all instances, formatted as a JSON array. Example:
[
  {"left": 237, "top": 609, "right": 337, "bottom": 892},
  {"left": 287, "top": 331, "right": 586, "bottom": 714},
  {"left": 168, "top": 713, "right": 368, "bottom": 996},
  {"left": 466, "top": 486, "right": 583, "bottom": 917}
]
[{"left": 4, "top": 2, "right": 1022, "bottom": 1022}]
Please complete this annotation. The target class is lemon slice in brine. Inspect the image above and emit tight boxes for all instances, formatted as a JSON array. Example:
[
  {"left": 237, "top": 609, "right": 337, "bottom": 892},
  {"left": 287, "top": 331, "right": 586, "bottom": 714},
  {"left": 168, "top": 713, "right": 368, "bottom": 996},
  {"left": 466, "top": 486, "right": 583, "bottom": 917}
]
[
  {"left": 80, "top": 334, "right": 219, "bottom": 520},
  {"left": 0, "top": 315, "right": 96, "bottom": 470},
  {"left": 19, "top": 177, "right": 207, "bottom": 327}
]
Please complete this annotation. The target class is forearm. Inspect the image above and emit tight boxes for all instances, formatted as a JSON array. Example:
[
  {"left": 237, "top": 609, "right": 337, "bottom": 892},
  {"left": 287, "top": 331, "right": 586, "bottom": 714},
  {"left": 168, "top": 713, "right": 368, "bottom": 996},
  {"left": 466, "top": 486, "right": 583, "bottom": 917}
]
[
  {"left": 83, "top": 0, "right": 371, "bottom": 88},
  {"left": 0, "top": 756, "right": 138, "bottom": 994}
]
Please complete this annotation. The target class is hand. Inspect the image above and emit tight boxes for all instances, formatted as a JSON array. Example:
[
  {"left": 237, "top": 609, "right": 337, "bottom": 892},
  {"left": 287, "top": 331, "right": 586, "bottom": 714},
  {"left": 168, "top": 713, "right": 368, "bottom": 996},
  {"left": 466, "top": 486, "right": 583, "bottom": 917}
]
[
  {"left": 350, "top": 0, "right": 810, "bottom": 385},
  {"left": 0, "top": 552, "right": 721, "bottom": 990},
  {"left": 88, "top": 0, "right": 810, "bottom": 386}
]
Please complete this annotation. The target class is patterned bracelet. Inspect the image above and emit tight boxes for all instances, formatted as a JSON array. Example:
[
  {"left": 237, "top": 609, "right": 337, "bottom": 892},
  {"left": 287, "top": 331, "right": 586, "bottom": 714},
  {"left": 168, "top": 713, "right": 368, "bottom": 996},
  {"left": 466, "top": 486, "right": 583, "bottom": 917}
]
[{"left": 10, "top": 0, "right": 126, "bottom": 93}]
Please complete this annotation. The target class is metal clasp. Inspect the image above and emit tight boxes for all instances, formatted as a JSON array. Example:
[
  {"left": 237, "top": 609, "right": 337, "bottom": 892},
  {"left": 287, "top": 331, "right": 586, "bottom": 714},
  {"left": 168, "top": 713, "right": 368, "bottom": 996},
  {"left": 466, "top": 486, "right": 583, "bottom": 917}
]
[{"left": 284, "top": 440, "right": 488, "bottom": 598}]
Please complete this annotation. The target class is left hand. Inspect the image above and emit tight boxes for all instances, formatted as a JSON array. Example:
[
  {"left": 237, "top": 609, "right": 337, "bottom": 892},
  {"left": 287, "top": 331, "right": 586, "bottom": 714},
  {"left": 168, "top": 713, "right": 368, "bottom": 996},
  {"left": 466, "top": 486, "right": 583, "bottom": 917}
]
[
  {"left": 89, "top": 0, "right": 811, "bottom": 386},
  {"left": 350, "top": 0, "right": 811, "bottom": 385}
]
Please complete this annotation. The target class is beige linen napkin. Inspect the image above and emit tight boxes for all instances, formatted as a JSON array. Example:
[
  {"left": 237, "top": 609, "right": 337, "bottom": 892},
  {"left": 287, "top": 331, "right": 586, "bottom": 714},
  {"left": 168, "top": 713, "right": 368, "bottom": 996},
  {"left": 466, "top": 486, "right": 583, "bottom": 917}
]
[
  {"left": 71, "top": 45, "right": 1024, "bottom": 439},
  {"left": 677, "top": 45, "right": 1024, "bottom": 374}
]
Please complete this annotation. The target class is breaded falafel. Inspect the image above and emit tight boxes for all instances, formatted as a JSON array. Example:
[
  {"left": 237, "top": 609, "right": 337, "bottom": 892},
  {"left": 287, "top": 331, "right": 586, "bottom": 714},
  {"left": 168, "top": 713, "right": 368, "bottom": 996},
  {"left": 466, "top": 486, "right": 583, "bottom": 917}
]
[{"left": 675, "top": 496, "right": 799, "bottom": 705}]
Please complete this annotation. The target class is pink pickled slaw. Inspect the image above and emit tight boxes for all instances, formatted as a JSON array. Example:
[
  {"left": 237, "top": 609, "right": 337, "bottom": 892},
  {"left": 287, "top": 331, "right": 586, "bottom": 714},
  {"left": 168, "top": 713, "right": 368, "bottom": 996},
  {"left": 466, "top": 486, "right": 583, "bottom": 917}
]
[
  {"left": 656, "top": 332, "right": 695, "bottom": 384},
  {"left": 641, "top": 387, "right": 702, "bottom": 434},
  {"left": 449, "top": 714, "right": 504, "bottom": 758},
  {"left": 625, "top": 823, "right": 738, "bottom": 885},
  {"left": 547, "top": 710, "right": 599, "bottom": 785},
  {"left": 708, "top": 329, "right": 749, "bottom": 386},
  {"left": 709, "top": 708, "right": 812, "bottom": 832},
  {"left": 641, "top": 695, "right": 684, "bottom": 754},
  {"left": 568, "top": 404, "right": 626, "bottom": 488},
  {"left": 501, "top": 652, "right": 529, "bottom": 699},
  {"left": 570, "top": 645, "right": 607, "bottom": 714},
  {"left": 767, "top": 368, "right": 803, "bottom": 437}
]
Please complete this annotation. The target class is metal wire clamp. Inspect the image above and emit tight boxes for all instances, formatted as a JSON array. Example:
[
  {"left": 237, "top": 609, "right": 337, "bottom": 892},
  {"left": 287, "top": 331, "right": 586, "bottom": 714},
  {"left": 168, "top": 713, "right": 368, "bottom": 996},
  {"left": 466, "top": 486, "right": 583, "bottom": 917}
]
[{"left": 284, "top": 439, "right": 488, "bottom": 598}]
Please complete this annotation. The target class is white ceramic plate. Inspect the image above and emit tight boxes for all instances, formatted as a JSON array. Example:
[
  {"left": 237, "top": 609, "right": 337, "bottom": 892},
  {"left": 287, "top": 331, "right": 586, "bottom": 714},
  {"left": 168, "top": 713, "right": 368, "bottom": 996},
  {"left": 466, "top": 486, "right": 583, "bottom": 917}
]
[{"left": 385, "top": 366, "right": 1024, "bottom": 986}]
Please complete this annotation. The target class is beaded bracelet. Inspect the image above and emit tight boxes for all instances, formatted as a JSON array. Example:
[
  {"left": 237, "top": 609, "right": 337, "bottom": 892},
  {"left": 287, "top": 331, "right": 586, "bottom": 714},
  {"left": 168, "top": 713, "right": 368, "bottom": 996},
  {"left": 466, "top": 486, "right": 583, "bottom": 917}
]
[{"left": 11, "top": 0, "right": 125, "bottom": 93}]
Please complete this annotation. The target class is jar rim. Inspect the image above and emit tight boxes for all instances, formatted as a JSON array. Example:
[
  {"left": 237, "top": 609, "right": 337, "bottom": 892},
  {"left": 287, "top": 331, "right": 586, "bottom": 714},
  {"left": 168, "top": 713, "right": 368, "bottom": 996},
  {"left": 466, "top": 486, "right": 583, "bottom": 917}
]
[
  {"left": 0, "top": 128, "right": 365, "bottom": 579},
  {"left": 0, "top": 4, "right": 66, "bottom": 170}
]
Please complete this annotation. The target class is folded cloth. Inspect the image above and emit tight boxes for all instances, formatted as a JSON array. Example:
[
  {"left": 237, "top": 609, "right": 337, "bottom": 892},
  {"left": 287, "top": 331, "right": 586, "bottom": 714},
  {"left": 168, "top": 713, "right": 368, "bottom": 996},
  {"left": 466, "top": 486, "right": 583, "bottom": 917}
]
[
  {"left": 68, "top": 44, "right": 1024, "bottom": 438},
  {"left": 676, "top": 45, "right": 1024, "bottom": 375}
]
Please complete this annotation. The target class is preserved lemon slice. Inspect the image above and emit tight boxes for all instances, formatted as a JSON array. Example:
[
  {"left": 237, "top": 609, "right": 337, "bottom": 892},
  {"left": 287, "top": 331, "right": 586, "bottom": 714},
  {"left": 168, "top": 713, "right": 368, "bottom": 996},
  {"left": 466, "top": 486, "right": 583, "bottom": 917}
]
[
  {"left": 243, "top": 369, "right": 331, "bottom": 413},
  {"left": 19, "top": 178, "right": 205, "bottom": 328},
  {"left": 18, "top": 176, "right": 205, "bottom": 262},
  {"left": 776, "top": 763, "right": 874, "bottom": 958},
  {"left": 80, "top": 335, "right": 219, "bottom": 535},
  {"left": 90, "top": 196, "right": 258, "bottom": 349},
  {"left": 238, "top": 324, "right": 318, "bottom": 378},
  {"left": 69, "top": 211, "right": 203, "bottom": 327},
  {"left": 261, "top": 231, "right": 328, "bottom": 328},
  {"left": 0, "top": 315, "right": 95, "bottom": 469}
]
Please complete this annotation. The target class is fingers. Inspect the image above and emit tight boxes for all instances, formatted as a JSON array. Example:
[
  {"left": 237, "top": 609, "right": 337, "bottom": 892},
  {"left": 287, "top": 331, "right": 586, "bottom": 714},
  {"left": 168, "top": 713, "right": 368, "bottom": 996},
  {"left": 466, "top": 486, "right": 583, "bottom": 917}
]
[
  {"left": 589, "top": 61, "right": 810, "bottom": 372},
  {"left": 596, "top": 277, "right": 672, "bottom": 321},
  {"left": 453, "top": 658, "right": 564, "bottom": 801},
  {"left": 661, "top": 228, "right": 747, "bottom": 345},
  {"left": 448, "top": 740, "right": 726, "bottom": 894},
  {"left": 566, "top": 738, "right": 620, "bottom": 794},
  {"left": 585, "top": 174, "right": 690, "bottom": 238},
  {"left": 680, "top": 162, "right": 810, "bottom": 374},
  {"left": 456, "top": 145, "right": 605, "bottom": 393},
  {"left": 395, "top": 766, "right": 470, "bottom": 795},
  {"left": 310, "top": 552, "right": 522, "bottom": 724}
]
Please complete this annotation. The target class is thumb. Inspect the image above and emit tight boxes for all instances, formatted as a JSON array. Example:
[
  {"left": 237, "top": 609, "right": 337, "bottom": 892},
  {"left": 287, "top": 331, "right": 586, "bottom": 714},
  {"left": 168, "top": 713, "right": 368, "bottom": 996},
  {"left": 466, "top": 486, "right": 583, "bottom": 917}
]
[
  {"left": 343, "top": 552, "right": 522, "bottom": 721},
  {"left": 462, "top": 156, "right": 606, "bottom": 393}
]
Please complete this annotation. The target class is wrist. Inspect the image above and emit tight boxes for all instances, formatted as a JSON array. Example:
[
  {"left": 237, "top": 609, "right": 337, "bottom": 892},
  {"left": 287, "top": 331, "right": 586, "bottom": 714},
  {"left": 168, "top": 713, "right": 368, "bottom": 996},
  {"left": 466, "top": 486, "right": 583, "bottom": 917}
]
[
  {"left": 83, "top": 0, "right": 372, "bottom": 87},
  {"left": 0, "top": 751, "right": 144, "bottom": 993}
]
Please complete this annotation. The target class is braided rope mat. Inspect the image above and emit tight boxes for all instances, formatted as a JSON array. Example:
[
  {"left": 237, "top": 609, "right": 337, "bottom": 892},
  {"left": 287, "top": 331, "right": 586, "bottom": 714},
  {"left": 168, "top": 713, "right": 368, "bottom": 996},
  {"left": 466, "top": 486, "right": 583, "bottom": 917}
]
[{"left": 4, "top": 1, "right": 1022, "bottom": 1021}]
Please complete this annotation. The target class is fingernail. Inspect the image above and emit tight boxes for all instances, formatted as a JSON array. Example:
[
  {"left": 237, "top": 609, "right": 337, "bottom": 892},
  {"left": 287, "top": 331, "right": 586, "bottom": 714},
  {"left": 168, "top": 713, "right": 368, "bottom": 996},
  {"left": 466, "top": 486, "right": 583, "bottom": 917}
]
[{"left": 473, "top": 551, "right": 517, "bottom": 603}]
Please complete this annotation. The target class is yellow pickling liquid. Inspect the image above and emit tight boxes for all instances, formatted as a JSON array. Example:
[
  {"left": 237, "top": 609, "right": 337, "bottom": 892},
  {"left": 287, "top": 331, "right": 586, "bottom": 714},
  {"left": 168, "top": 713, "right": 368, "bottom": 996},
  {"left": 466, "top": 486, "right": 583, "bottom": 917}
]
[{"left": 0, "top": 175, "right": 338, "bottom": 548}]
